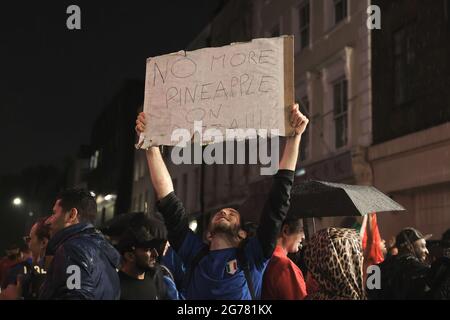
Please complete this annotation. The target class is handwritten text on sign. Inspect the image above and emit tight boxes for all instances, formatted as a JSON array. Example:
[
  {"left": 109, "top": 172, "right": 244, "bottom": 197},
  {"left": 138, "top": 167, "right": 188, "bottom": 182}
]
[{"left": 141, "top": 36, "right": 292, "bottom": 147}]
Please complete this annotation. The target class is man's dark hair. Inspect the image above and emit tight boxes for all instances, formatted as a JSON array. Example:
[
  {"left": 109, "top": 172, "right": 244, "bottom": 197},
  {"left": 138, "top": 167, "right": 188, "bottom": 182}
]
[
  {"left": 34, "top": 216, "right": 51, "bottom": 241},
  {"left": 282, "top": 217, "right": 304, "bottom": 235},
  {"left": 56, "top": 189, "right": 97, "bottom": 224}
]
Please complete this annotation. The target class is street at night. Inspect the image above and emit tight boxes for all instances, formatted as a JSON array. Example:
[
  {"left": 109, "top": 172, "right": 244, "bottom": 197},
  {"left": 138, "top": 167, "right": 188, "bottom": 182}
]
[{"left": 0, "top": 0, "right": 449, "bottom": 309}]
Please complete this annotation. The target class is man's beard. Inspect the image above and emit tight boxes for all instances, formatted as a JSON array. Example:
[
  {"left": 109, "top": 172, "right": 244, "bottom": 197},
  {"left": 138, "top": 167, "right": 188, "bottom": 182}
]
[
  {"left": 136, "top": 257, "right": 156, "bottom": 273},
  {"left": 210, "top": 221, "right": 241, "bottom": 239}
]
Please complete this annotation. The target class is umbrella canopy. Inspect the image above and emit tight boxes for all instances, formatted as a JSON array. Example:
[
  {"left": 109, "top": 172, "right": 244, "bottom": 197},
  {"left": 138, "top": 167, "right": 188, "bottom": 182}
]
[
  {"left": 100, "top": 212, "right": 143, "bottom": 237},
  {"left": 287, "top": 180, "right": 406, "bottom": 218},
  {"left": 100, "top": 212, "right": 166, "bottom": 240}
]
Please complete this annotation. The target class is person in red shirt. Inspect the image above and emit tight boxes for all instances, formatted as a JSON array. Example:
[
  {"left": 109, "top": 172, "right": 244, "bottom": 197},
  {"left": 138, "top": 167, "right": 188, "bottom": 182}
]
[{"left": 262, "top": 217, "right": 307, "bottom": 299}]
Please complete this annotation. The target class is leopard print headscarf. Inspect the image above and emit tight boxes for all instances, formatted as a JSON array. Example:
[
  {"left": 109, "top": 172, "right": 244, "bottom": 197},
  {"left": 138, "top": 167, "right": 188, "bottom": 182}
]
[{"left": 304, "top": 227, "right": 367, "bottom": 300}]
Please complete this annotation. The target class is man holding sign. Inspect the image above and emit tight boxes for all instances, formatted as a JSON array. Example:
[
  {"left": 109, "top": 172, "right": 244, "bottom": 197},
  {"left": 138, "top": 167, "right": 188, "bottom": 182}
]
[{"left": 135, "top": 102, "right": 308, "bottom": 299}]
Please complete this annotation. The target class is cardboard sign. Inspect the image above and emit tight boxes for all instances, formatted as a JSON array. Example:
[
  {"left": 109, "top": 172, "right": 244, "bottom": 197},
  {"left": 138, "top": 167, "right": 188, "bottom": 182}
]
[{"left": 139, "top": 36, "right": 294, "bottom": 148}]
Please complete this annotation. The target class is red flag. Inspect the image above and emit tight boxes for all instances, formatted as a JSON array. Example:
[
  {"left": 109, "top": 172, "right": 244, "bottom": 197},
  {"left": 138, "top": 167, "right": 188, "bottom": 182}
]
[{"left": 362, "top": 213, "right": 384, "bottom": 265}]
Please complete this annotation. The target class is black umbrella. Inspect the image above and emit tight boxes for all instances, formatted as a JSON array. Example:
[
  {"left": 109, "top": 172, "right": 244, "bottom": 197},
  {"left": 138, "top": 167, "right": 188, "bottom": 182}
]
[
  {"left": 100, "top": 212, "right": 143, "bottom": 237},
  {"left": 288, "top": 180, "right": 406, "bottom": 219},
  {"left": 100, "top": 212, "right": 166, "bottom": 240}
]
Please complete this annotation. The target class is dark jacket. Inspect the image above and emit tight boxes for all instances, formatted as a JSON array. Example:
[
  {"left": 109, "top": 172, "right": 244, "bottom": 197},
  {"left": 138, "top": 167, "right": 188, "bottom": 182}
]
[
  {"left": 39, "top": 223, "right": 121, "bottom": 300},
  {"left": 369, "top": 253, "right": 430, "bottom": 300},
  {"left": 428, "top": 256, "right": 450, "bottom": 300}
]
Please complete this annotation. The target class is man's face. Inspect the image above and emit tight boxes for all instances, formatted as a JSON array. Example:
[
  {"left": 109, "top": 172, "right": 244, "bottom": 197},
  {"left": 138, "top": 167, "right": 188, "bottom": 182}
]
[
  {"left": 413, "top": 238, "right": 429, "bottom": 262},
  {"left": 134, "top": 247, "right": 159, "bottom": 272},
  {"left": 47, "top": 199, "right": 70, "bottom": 238},
  {"left": 210, "top": 208, "right": 241, "bottom": 235}
]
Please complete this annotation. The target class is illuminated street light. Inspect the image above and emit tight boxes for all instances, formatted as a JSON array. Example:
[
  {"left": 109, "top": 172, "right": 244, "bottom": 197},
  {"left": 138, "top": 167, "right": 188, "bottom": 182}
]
[
  {"left": 96, "top": 195, "right": 104, "bottom": 204},
  {"left": 13, "top": 197, "right": 23, "bottom": 207},
  {"left": 105, "top": 194, "right": 116, "bottom": 201}
]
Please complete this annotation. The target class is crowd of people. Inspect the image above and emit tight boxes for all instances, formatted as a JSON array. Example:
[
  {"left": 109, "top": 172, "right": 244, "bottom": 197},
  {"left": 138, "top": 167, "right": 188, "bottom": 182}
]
[{"left": 0, "top": 104, "right": 449, "bottom": 300}]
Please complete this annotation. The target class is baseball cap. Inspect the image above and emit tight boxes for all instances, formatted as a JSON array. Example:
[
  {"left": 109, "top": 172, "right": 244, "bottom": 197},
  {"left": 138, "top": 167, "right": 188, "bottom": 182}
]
[
  {"left": 117, "top": 226, "right": 163, "bottom": 254},
  {"left": 395, "top": 227, "right": 432, "bottom": 248}
]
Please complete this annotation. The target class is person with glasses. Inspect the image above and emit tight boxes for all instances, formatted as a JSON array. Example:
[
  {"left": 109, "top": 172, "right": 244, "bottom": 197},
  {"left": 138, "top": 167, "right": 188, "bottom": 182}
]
[{"left": 0, "top": 217, "right": 50, "bottom": 300}]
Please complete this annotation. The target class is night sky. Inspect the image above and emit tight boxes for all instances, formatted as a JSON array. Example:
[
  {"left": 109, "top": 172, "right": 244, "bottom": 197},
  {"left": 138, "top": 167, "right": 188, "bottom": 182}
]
[{"left": 0, "top": 1, "right": 222, "bottom": 176}]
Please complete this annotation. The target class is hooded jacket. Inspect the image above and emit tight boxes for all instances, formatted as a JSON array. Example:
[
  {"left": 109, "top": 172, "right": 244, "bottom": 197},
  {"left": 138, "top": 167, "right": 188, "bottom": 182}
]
[
  {"left": 39, "top": 223, "right": 121, "bottom": 300},
  {"left": 304, "top": 228, "right": 366, "bottom": 300}
]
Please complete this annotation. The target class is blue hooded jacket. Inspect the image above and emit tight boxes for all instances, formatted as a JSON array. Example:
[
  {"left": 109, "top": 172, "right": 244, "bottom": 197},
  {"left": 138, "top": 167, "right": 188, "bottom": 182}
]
[{"left": 39, "top": 223, "right": 121, "bottom": 300}]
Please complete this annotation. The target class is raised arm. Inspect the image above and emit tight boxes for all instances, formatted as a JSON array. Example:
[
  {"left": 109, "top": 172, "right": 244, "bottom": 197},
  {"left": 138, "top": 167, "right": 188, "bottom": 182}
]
[
  {"left": 279, "top": 104, "right": 309, "bottom": 170},
  {"left": 136, "top": 113, "right": 188, "bottom": 250},
  {"left": 145, "top": 147, "right": 174, "bottom": 200},
  {"left": 257, "top": 103, "right": 309, "bottom": 258},
  {"left": 136, "top": 112, "right": 173, "bottom": 200}
]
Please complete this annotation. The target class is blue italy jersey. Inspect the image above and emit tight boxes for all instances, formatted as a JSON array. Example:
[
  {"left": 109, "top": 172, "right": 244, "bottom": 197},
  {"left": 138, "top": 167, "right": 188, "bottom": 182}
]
[
  {"left": 157, "top": 170, "right": 295, "bottom": 300},
  {"left": 178, "top": 230, "right": 268, "bottom": 300}
]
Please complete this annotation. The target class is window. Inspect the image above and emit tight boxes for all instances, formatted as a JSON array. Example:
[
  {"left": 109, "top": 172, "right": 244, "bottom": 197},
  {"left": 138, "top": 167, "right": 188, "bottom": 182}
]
[
  {"left": 299, "top": 1, "right": 310, "bottom": 49},
  {"left": 299, "top": 96, "right": 310, "bottom": 160},
  {"left": 333, "top": 78, "right": 348, "bottom": 149},
  {"left": 393, "top": 25, "right": 415, "bottom": 106},
  {"left": 90, "top": 150, "right": 99, "bottom": 169},
  {"left": 333, "top": 0, "right": 348, "bottom": 25}
]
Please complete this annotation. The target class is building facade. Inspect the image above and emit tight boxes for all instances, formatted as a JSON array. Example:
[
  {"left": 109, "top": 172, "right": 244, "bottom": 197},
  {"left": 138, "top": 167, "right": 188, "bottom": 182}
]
[
  {"left": 133, "top": 0, "right": 450, "bottom": 241},
  {"left": 370, "top": 0, "right": 450, "bottom": 240},
  {"left": 88, "top": 80, "right": 144, "bottom": 226},
  {"left": 137, "top": 0, "right": 374, "bottom": 231}
]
